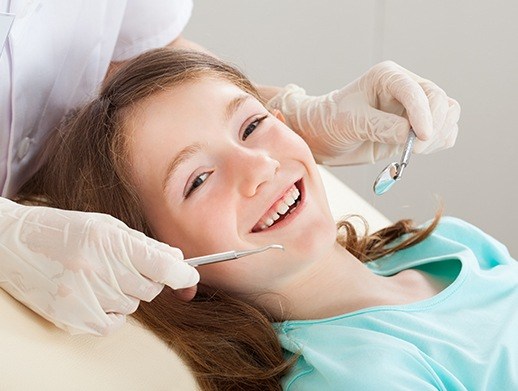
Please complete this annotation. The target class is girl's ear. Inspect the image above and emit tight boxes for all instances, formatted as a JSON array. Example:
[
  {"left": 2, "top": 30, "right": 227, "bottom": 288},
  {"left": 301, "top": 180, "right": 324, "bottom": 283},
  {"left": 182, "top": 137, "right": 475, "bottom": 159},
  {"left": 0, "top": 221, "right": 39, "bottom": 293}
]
[{"left": 272, "top": 109, "right": 286, "bottom": 124}]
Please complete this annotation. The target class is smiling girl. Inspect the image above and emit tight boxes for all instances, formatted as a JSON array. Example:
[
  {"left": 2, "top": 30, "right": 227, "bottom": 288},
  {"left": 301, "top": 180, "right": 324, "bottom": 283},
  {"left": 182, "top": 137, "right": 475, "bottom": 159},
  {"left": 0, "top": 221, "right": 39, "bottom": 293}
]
[{"left": 19, "top": 49, "right": 518, "bottom": 391}]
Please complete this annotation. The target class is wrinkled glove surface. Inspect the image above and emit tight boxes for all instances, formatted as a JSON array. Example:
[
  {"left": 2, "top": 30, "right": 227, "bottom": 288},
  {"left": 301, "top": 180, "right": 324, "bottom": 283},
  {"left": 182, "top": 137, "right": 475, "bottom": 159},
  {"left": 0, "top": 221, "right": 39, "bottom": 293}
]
[
  {"left": 0, "top": 197, "right": 199, "bottom": 335},
  {"left": 267, "top": 60, "right": 460, "bottom": 165}
]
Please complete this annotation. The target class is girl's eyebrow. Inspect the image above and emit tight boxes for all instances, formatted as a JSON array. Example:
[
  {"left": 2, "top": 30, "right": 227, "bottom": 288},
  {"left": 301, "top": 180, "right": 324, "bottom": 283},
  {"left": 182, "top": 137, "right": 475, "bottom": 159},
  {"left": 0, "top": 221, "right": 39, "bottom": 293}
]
[
  {"left": 162, "top": 142, "right": 204, "bottom": 192},
  {"left": 225, "top": 94, "right": 251, "bottom": 121}
]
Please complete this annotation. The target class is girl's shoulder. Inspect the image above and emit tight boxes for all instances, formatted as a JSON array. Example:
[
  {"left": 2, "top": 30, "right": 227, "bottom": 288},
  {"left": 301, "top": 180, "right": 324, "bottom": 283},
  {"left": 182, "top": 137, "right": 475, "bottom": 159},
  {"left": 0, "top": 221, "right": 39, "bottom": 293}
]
[
  {"left": 432, "top": 216, "right": 514, "bottom": 267},
  {"left": 366, "top": 216, "right": 514, "bottom": 277}
]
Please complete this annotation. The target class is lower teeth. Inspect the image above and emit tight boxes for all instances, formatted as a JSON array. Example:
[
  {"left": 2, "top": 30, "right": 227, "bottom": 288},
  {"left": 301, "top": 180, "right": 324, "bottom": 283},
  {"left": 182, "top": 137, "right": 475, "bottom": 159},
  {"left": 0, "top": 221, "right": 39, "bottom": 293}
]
[
  {"left": 288, "top": 200, "right": 300, "bottom": 214},
  {"left": 270, "top": 200, "right": 299, "bottom": 228},
  {"left": 257, "top": 189, "right": 301, "bottom": 232}
]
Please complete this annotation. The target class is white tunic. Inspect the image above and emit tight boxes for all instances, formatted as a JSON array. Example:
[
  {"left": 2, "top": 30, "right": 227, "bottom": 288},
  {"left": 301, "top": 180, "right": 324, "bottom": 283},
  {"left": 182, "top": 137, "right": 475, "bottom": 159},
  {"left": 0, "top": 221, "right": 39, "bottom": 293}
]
[{"left": 0, "top": 0, "right": 193, "bottom": 197}]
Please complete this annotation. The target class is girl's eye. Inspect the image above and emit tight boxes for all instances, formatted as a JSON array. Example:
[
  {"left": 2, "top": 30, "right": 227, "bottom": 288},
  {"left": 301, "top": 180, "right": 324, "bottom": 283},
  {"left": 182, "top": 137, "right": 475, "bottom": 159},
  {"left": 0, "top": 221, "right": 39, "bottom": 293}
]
[
  {"left": 185, "top": 172, "right": 210, "bottom": 198},
  {"left": 242, "top": 114, "right": 268, "bottom": 141}
]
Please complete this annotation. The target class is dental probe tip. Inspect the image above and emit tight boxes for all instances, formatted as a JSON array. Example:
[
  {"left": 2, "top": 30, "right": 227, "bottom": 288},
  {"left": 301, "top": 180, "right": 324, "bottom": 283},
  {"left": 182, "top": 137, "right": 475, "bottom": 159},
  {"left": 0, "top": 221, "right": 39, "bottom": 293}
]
[
  {"left": 185, "top": 244, "right": 285, "bottom": 266},
  {"left": 235, "top": 244, "right": 284, "bottom": 258}
]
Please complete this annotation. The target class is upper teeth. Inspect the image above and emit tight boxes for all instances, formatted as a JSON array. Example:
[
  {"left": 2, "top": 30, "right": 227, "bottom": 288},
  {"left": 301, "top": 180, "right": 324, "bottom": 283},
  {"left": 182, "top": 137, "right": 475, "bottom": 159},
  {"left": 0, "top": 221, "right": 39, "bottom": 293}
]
[{"left": 256, "top": 185, "right": 300, "bottom": 231}]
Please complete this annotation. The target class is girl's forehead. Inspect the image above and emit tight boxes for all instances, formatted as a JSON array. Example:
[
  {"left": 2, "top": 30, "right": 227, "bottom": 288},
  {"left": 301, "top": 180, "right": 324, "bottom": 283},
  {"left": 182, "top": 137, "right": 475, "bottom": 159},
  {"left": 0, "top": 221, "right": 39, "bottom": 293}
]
[
  {"left": 123, "top": 79, "right": 241, "bottom": 144},
  {"left": 136, "top": 79, "right": 253, "bottom": 119}
]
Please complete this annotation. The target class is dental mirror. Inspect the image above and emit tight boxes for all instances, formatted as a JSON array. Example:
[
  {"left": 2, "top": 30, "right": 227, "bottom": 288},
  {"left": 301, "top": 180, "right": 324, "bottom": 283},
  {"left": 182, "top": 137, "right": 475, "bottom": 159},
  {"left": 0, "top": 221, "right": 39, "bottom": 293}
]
[{"left": 373, "top": 129, "right": 416, "bottom": 195}]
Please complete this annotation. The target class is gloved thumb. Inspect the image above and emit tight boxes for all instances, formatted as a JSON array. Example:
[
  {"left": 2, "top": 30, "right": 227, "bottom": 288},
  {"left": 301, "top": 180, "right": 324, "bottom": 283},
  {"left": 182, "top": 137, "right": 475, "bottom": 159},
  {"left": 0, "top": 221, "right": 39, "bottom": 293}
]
[{"left": 122, "top": 228, "right": 200, "bottom": 290}]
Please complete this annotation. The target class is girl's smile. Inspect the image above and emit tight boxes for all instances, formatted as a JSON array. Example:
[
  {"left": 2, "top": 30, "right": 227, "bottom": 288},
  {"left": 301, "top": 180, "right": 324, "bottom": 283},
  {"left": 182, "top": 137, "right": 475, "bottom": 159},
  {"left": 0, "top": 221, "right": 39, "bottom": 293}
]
[{"left": 251, "top": 179, "right": 305, "bottom": 233}]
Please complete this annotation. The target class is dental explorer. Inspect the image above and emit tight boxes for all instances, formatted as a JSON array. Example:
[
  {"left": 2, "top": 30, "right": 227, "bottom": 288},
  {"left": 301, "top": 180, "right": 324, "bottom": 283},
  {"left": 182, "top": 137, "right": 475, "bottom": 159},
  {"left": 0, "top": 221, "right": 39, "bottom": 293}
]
[
  {"left": 373, "top": 129, "right": 416, "bottom": 195},
  {"left": 185, "top": 244, "right": 284, "bottom": 267}
]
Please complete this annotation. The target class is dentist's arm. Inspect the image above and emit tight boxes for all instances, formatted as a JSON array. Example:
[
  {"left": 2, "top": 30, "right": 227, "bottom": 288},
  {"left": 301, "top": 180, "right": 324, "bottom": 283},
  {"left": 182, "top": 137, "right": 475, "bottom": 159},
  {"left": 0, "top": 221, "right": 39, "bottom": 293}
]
[{"left": 0, "top": 197, "right": 199, "bottom": 336}]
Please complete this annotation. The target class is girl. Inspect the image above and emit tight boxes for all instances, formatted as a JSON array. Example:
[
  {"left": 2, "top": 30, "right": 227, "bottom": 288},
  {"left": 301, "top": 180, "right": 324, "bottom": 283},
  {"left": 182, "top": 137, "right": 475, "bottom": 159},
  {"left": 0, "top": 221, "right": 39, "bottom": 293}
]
[{"left": 19, "top": 49, "right": 517, "bottom": 390}]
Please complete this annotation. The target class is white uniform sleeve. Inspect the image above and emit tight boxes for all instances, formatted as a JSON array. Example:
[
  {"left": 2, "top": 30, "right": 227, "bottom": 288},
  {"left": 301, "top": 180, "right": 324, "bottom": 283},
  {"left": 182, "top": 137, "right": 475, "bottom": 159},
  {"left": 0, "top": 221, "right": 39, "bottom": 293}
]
[{"left": 112, "top": 0, "right": 193, "bottom": 61}]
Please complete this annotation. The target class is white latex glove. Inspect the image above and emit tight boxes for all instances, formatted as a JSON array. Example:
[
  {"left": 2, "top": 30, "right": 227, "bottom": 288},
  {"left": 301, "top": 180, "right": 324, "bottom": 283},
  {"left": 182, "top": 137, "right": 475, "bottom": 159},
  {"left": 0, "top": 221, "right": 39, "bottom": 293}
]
[
  {"left": 0, "top": 197, "right": 199, "bottom": 336},
  {"left": 267, "top": 60, "right": 461, "bottom": 165}
]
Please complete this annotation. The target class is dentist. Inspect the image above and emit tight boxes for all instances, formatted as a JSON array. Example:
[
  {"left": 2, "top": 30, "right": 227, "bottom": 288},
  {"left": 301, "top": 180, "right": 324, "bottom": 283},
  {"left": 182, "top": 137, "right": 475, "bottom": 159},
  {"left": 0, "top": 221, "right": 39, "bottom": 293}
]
[{"left": 0, "top": 0, "right": 460, "bottom": 336}]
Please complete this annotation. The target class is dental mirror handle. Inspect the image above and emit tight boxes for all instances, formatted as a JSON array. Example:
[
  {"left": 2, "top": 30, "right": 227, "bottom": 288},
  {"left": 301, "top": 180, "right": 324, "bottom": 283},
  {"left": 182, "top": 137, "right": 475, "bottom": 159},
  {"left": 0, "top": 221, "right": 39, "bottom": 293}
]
[
  {"left": 373, "top": 128, "right": 417, "bottom": 195},
  {"left": 395, "top": 130, "right": 416, "bottom": 180}
]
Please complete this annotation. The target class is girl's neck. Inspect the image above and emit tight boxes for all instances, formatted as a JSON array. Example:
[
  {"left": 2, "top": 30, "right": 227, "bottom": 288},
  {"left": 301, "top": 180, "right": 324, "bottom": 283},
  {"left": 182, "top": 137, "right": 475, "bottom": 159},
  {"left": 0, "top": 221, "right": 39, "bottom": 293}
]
[{"left": 261, "top": 241, "right": 445, "bottom": 321}]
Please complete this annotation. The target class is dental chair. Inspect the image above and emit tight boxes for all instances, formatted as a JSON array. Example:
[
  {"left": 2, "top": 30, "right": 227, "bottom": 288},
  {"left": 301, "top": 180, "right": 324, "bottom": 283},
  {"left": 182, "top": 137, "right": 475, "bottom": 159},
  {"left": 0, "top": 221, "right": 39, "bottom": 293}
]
[{"left": 0, "top": 167, "right": 390, "bottom": 390}]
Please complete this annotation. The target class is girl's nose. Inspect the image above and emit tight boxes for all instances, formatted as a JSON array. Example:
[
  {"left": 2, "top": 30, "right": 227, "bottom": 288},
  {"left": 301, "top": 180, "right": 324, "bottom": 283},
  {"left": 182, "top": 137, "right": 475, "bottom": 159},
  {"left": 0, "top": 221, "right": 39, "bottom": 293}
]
[{"left": 233, "top": 149, "right": 280, "bottom": 197}]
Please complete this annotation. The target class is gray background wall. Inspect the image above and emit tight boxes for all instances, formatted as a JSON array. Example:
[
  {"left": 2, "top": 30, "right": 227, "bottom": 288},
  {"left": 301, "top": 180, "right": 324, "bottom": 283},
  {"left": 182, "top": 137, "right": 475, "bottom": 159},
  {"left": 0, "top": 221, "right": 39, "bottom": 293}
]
[{"left": 184, "top": 0, "right": 518, "bottom": 257}]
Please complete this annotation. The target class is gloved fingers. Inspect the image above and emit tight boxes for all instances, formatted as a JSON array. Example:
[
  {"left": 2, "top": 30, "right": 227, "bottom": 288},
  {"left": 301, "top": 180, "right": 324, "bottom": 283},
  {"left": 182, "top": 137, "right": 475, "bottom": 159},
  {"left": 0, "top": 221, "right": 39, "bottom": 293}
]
[
  {"left": 121, "top": 296, "right": 140, "bottom": 314},
  {"left": 81, "top": 271, "right": 141, "bottom": 315},
  {"left": 61, "top": 313, "right": 125, "bottom": 336},
  {"left": 69, "top": 315, "right": 126, "bottom": 336},
  {"left": 383, "top": 71, "right": 434, "bottom": 141},
  {"left": 100, "top": 234, "right": 166, "bottom": 302},
  {"left": 97, "top": 289, "right": 140, "bottom": 315},
  {"left": 442, "top": 98, "right": 461, "bottom": 150},
  {"left": 370, "top": 142, "right": 404, "bottom": 163},
  {"left": 414, "top": 98, "right": 460, "bottom": 154},
  {"left": 118, "top": 223, "right": 184, "bottom": 260},
  {"left": 97, "top": 313, "right": 127, "bottom": 336},
  {"left": 113, "top": 261, "right": 165, "bottom": 302},
  {"left": 445, "top": 124, "right": 459, "bottom": 149},
  {"left": 446, "top": 97, "right": 461, "bottom": 132},
  {"left": 121, "top": 228, "right": 200, "bottom": 290},
  {"left": 435, "top": 108, "right": 459, "bottom": 152},
  {"left": 82, "top": 212, "right": 198, "bottom": 297},
  {"left": 415, "top": 121, "right": 459, "bottom": 154},
  {"left": 419, "top": 80, "right": 449, "bottom": 137},
  {"left": 364, "top": 106, "right": 411, "bottom": 145},
  {"left": 62, "top": 291, "right": 132, "bottom": 336},
  {"left": 64, "top": 313, "right": 126, "bottom": 336},
  {"left": 154, "top": 254, "right": 200, "bottom": 290},
  {"left": 93, "top": 217, "right": 199, "bottom": 291}
]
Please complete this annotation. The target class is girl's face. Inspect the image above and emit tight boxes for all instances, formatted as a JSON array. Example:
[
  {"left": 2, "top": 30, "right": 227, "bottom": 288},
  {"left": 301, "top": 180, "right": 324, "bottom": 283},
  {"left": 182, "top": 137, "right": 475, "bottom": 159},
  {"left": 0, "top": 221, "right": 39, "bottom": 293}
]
[{"left": 127, "top": 77, "right": 337, "bottom": 297}]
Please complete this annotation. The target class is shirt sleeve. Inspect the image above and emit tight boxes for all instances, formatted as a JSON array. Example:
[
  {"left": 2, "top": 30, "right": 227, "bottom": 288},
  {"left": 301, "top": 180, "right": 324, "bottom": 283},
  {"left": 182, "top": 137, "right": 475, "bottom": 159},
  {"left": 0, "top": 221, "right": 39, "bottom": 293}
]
[{"left": 112, "top": 0, "right": 193, "bottom": 61}]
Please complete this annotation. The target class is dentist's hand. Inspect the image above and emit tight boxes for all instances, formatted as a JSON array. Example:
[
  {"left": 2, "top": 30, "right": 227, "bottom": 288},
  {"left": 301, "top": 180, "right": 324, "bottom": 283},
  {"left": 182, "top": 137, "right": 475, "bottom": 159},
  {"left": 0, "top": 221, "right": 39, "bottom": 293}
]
[
  {"left": 0, "top": 197, "right": 199, "bottom": 336},
  {"left": 267, "top": 60, "right": 461, "bottom": 165}
]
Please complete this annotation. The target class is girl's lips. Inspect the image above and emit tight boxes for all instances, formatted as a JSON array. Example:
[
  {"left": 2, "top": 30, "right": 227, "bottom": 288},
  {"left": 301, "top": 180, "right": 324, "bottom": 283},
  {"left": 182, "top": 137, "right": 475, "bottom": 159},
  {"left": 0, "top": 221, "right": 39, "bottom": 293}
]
[{"left": 251, "top": 179, "right": 306, "bottom": 233}]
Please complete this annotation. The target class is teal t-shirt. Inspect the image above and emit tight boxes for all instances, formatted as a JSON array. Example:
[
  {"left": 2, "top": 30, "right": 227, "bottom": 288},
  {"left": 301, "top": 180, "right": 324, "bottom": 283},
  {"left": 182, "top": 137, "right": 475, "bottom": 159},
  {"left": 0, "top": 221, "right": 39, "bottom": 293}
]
[{"left": 275, "top": 217, "right": 518, "bottom": 390}]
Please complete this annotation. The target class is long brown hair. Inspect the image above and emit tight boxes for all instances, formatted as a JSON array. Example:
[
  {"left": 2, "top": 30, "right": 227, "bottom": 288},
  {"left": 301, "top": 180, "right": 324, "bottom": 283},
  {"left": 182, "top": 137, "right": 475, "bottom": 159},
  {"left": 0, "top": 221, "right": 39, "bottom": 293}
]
[{"left": 18, "top": 48, "right": 439, "bottom": 390}]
